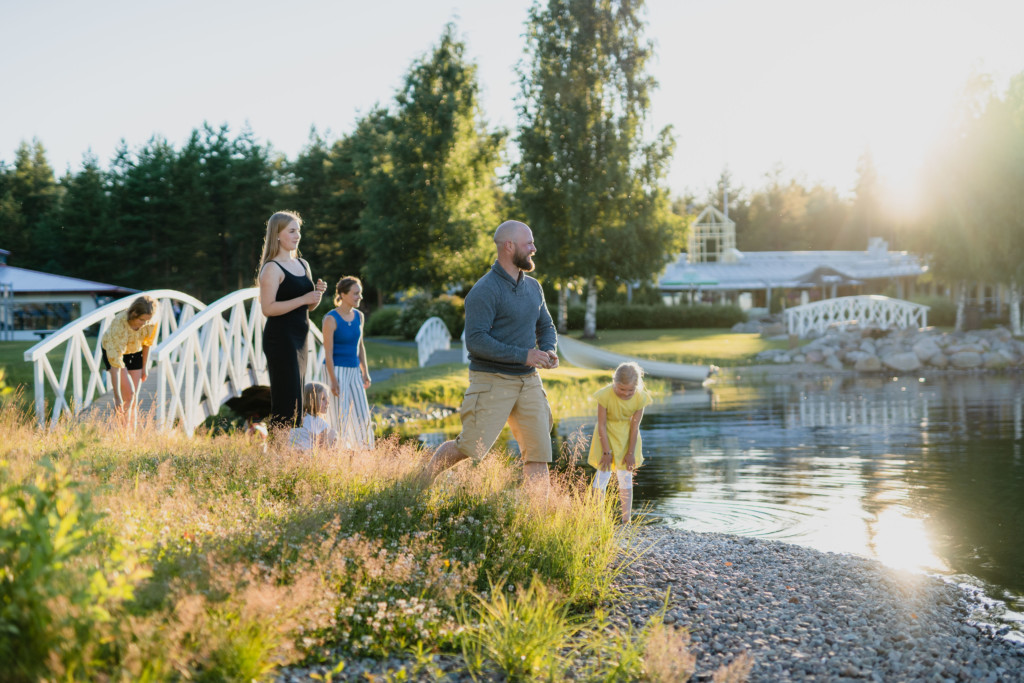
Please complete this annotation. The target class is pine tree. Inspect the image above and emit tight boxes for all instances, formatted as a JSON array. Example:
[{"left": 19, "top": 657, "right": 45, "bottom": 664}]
[
  {"left": 58, "top": 151, "right": 112, "bottom": 282},
  {"left": 357, "top": 24, "right": 506, "bottom": 298}
]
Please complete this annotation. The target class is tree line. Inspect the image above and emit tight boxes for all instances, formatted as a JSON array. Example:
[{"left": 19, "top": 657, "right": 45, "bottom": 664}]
[
  {"left": 1, "top": 1, "right": 1021, "bottom": 335},
  {"left": 0, "top": 4, "right": 679, "bottom": 340}
]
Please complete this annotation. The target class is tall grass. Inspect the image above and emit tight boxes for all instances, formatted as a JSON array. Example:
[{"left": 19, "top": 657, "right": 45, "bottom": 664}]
[
  {"left": 0, "top": 403, "right": 642, "bottom": 680},
  {"left": 0, "top": 401, "right": 751, "bottom": 681}
]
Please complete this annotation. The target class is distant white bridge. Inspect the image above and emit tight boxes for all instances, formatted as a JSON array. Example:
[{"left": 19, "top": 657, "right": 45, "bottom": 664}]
[{"left": 784, "top": 295, "right": 929, "bottom": 338}]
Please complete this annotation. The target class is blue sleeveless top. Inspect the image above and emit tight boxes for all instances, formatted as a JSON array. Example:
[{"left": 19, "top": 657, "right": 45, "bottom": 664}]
[{"left": 327, "top": 309, "right": 361, "bottom": 367}]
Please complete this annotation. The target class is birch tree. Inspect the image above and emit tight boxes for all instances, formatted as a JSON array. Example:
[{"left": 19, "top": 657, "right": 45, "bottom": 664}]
[{"left": 514, "top": 0, "right": 679, "bottom": 338}]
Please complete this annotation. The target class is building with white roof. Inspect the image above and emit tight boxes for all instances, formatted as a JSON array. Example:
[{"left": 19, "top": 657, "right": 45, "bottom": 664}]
[
  {"left": 658, "top": 206, "right": 928, "bottom": 312},
  {"left": 0, "top": 249, "right": 136, "bottom": 341}
]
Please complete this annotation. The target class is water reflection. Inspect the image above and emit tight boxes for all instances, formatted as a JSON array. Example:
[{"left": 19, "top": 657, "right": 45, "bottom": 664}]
[{"left": 557, "top": 375, "right": 1024, "bottom": 607}]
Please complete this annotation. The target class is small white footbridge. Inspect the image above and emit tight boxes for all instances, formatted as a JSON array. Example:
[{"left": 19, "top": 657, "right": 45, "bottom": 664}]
[{"left": 24, "top": 291, "right": 926, "bottom": 434}]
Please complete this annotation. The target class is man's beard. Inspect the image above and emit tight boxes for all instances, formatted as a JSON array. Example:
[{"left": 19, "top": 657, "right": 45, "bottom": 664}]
[{"left": 512, "top": 248, "right": 535, "bottom": 272}]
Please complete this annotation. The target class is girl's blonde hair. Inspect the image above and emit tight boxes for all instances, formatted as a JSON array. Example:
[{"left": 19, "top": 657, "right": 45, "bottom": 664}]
[
  {"left": 127, "top": 295, "right": 158, "bottom": 322},
  {"left": 613, "top": 361, "right": 644, "bottom": 391},
  {"left": 302, "top": 381, "right": 330, "bottom": 416},
  {"left": 256, "top": 210, "right": 302, "bottom": 283},
  {"left": 334, "top": 276, "right": 362, "bottom": 306}
]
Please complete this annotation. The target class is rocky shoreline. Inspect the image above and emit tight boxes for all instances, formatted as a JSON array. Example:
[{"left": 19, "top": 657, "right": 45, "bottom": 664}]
[
  {"left": 744, "top": 324, "right": 1024, "bottom": 375},
  {"left": 278, "top": 526, "right": 1024, "bottom": 682}
]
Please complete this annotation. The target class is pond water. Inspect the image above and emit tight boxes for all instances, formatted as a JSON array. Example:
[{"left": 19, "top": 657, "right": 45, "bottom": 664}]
[{"left": 556, "top": 373, "right": 1024, "bottom": 621}]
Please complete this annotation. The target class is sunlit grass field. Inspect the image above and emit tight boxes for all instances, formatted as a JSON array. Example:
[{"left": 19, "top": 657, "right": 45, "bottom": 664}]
[
  {"left": 570, "top": 328, "right": 796, "bottom": 366},
  {"left": 0, "top": 404, "right": 709, "bottom": 681},
  {"left": 367, "top": 362, "right": 639, "bottom": 412}
]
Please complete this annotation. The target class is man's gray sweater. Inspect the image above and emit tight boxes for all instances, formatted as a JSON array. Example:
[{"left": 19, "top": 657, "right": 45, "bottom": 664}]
[{"left": 463, "top": 262, "right": 557, "bottom": 375}]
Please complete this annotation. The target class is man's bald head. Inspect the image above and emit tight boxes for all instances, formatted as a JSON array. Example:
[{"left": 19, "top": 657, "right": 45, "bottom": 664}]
[{"left": 494, "top": 220, "right": 529, "bottom": 246}]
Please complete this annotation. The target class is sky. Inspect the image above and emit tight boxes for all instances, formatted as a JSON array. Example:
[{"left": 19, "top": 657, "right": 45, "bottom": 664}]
[{"left": 2, "top": 0, "right": 1022, "bottom": 205}]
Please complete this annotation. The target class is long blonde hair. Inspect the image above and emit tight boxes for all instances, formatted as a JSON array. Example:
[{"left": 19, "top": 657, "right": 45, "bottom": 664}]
[
  {"left": 613, "top": 362, "right": 644, "bottom": 392},
  {"left": 256, "top": 210, "right": 302, "bottom": 283}
]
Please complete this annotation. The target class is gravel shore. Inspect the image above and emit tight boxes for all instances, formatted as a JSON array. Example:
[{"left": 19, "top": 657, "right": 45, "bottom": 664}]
[
  {"left": 617, "top": 527, "right": 1024, "bottom": 681},
  {"left": 279, "top": 526, "right": 1024, "bottom": 682}
]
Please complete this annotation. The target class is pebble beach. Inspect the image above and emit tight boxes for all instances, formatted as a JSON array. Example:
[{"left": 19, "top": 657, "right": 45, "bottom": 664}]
[{"left": 280, "top": 525, "right": 1024, "bottom": 682}]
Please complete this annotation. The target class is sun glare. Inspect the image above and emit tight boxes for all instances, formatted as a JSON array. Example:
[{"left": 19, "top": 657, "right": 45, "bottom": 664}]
[{"left": 870, "top": 507, "right": 948, "bottom": 574}]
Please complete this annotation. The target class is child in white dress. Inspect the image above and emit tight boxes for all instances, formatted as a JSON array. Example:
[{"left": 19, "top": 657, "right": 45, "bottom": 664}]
[{"left": 289, "top": 382, "right": 337, "bottom": 451}]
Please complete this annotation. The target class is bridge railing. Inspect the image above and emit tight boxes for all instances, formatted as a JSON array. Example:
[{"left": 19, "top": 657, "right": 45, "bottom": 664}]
[
  {"left": 154, "top": 288, "right": 327, "bottom": 435},
  {"left": 784, "top": 295, "right": 929, "bottom": 338},
  {"left": 414, "top": 316, "right": 451, "bottom": 367},
  {"left": 22, "top": 289, "right": 206, "bottom": 427}
]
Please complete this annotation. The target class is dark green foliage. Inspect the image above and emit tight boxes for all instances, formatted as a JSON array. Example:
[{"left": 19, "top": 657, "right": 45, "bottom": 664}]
[
  {"left": 0, "top": 459, "right": 144, "bottom": 681},
  {"left": 0, "top": 125, "right": 280, "bottom": 300},
  {"left": 514, "top": 0, "right": 682, "bottom": 336},
  {"left": 396, "top": 294, "right": 466, "bottom": 340},
  {"left": 357, "top": 25, "right": 505, "bottom": 297},
  {"left": 0, "top": 141, "right": 62, "bottom": 272},
  {"left": 911, "top": 296, "right": 957, "bottom": 327},
  {"left": 58, "top": 152, "right": 111, "bottom": 282},
  {"left": 285, "top": 129, "right": 367, "bottom": 292},
  {"left": 363, "top": 306, "right": 403, "bottom": 337},
  {"left": 553, "top": 303, "right": 745, "bottom": 330}
]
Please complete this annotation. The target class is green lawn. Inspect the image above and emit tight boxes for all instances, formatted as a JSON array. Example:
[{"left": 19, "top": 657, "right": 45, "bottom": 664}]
[
  {"left": 569, "top": 328, "right": 796, "bottom": 366},
  {"left": 364, "top": 337, "right": 419, "bottom": 369},
  {"left": 368, "top": 362, "right": 632, "bottom": 413},
  {"left": 0, "top": 340, "right": 72, "bottom": 411}
]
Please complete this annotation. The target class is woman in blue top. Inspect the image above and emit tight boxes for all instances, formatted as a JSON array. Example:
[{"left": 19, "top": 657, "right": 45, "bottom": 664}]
[{"left": 322, "top": 276, "right": 374, "bottom": 450}]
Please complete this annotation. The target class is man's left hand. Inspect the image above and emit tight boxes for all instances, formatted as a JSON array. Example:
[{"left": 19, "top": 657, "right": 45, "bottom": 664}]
[{"left": 545, "top": 350, "right": 559, "bottom": 369}]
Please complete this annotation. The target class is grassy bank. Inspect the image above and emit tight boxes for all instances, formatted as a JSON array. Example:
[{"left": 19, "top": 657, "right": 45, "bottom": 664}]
[
  {"left": 570, "top": 328, "right": 794, "bottom": 367},
  {"left": 0, "top": 404, "right": 706, "bottom": 681},
  {"left": 367, "top": 362, "right": 633, "bottom": 414}
]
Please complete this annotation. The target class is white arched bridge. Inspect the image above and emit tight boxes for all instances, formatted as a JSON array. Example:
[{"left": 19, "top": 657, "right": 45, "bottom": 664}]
[
  {"left": 784, "top": 295, "right": 929, "bottom": 338},
  {"left": 24, "top": 289, "right": 331, "bottom": 435}
]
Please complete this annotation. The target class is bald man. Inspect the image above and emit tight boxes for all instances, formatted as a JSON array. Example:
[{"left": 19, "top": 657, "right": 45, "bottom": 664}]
[{"left": 421, "top": 220, "right": 559, "bottom": 486}]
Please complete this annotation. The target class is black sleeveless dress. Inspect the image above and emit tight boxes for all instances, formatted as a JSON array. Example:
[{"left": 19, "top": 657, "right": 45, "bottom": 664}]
[{"left": 262, "top": 260, "right": 313, "bottom": 428}]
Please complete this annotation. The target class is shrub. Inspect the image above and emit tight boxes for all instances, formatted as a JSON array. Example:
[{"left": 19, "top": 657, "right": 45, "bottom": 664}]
[
  {"left": 552, "top": 303, "right": 746, "bottom": 330},
  {"left": 364, "top": 305, "right": 403, "bottom": 336},
  {"left": 0, "top": 458, "right": 147, "bottom": 682},
  {"left": 396, "top": 294, "right": 465, "bottom": 340},
  {"left": 910, "top": 296, "right": 956, "bottom": 327}
]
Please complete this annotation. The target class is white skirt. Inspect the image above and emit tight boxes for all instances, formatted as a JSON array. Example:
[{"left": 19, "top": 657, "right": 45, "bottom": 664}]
[{"left": 331, "top": 365, "right": 375, "bottom": 450}]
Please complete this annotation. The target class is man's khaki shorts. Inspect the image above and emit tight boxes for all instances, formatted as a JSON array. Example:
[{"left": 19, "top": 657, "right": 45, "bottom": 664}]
[{"left": 454, "top": 370, "right": 553, "bottom": 463}]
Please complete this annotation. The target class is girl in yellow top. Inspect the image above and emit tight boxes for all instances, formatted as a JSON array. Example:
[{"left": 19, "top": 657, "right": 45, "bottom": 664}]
[
  {"left": 588, "top": 362, "right": 652, "bottom": 523},
  {"left": 101, "top": 295, "right": 158, "bottom": 422}
]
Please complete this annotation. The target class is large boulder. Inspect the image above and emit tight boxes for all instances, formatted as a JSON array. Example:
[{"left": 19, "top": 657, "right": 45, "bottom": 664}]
[
  {"left": 854, "top": 355, "right": 883, "bottom": 372},
  {"left": 949, "top": 351, "right": 983, "bottom": 369},
  {"left": 912, "top": 337, "right": 943, "bottom": 363},
  {"left": 983, "top": 350, "right": 1014, "bottom": 368},
  {"left": 824, "top": 355, "right": 844, "bottom": 371},
  {"left": 760, "top": 323, "right": 786, "bottom": 338},
  {"left": 844, "top": 350, "right": 871, "bottom": 365},
  {"left": 929, "top": 352, "right": 950, "bottom": 368},
  {"left": 882, "top": 352, "right": 922, "bottom": 372}
]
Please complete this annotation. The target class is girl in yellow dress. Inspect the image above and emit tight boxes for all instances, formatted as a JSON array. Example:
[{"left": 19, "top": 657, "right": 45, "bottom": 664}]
[{"left": 588, "top": 362, "right": 652, "bottom": 523}]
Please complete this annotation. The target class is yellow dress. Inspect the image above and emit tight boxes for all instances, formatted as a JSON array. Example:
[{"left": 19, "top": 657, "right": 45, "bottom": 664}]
[
  {"left": 587, "top": 384, "right": 652, "bottom": 471},
  {"left": 101, "top": 312, "right": 158, "bottom": 369}
]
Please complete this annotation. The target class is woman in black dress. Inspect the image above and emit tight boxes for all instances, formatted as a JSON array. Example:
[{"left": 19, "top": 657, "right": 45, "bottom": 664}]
[{"left": 257, "top": 210, "right": 327, "bottom": 429}]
